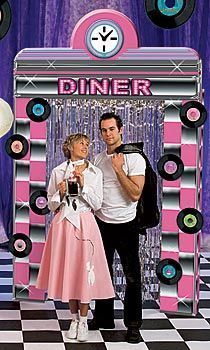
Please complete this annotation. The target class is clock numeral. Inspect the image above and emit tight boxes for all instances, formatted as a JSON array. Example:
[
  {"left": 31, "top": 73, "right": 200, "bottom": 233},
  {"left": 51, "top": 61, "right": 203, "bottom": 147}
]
[
  {"left": 92, "top": 37, "right": 98, "bottom": 40},
  {"left": 103, "top": 26, "right": 106, "bottom": 33},
  {"left": 103, "top": 45, "right": 106, "bottom": 53},
  {"left": 110, "top": 37, "right": 117, "bottom": 40}
]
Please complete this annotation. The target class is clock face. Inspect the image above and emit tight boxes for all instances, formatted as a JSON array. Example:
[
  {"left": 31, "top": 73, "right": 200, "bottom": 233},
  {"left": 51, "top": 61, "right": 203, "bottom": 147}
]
[{"left": 86, "top": 20, "right": 124, "bottom": 58}]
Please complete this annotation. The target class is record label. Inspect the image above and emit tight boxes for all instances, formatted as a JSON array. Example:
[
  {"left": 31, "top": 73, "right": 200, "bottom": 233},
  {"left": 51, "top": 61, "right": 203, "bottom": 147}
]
[
  {"left": 180, "top": 101, "right": 207, "bottom": 128},
  {"left": 145, "top": 0, "right": 195, "bottom": 29},
  {"left": 157, "top": 154, "right": 184, "bottom": 180},
  {"left": 29, "top": 190, "right": 50, "bottom": 215},
  {"left": 5, "top": 134, "right": 29, "bottom": 160},
  {"left": 26, "top": 98, "right": 51, "bottom": 122},
  {"left": 156, "top": 258, "right": 182, "bottom": 285},
  {"left": 177, "top": 208, "right": 203, "bottom": 233},
  {"left": 8, "top": 233, "right": 32, "bottom": 258},
  {"left": 0, "top": 0, "right": 12, "bottom": 40}
]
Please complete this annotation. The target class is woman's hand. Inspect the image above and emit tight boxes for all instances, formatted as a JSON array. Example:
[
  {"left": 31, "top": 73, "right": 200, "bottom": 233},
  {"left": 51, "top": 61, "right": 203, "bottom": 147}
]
[
  {"left": 58, "top": 180, "right": 66, "bottom": 199},
  {"left": 74, "top": 167, "right": 84, "bottom": 187}
]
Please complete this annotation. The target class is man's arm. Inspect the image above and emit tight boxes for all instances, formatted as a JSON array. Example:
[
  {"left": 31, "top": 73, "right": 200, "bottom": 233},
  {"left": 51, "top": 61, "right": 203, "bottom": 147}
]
[{"left": 111, "top": 153, "right": 145, "bottom": 202}]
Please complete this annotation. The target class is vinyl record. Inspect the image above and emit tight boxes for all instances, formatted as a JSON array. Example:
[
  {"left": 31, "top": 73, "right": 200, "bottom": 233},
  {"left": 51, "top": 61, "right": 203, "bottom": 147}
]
[
  {"left": 26, "top": 98, "right": 51, "bottom": 122},
  {"left": 0, "top": 0, "right": 12, "bottom": 40},
  {"left": 29, "top": 190, "right": 50, "bottom": 215},
  {"left": 157, "top": 154, "right": 184, "bottom": 180},
  {"left": 177, "top": 208, "right": 203, "bottom": 233},
  {"left": 5, "top": 133, "right": 29, "bottom": 159},
  {"left": 180, "top": 101, "right": 207, "bottom": 128},
  {"left": 145, "top": 0, "right": 195, "bottom": 29},
  {"left": 156, "top": 258, "right": 182, "bottom": 285},
  {"left": 8, "top": 233, "right": 32, "bottom": 258}
]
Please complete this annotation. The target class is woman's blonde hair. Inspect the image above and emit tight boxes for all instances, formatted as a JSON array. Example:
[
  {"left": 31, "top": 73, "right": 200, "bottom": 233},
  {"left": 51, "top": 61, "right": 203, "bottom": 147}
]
[{"left": 62, "top": 133, "right": 90, "bottom": 159}]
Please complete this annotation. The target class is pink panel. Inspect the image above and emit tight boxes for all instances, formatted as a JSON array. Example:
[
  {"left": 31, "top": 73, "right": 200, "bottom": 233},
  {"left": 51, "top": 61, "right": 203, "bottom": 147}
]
[
  {"left": 163, "top": 123, "right": 182, "bottom": 143},
  {"left": 181, "top": 145, "right": 197, "bottom": 166},
  {"left": 15, "top": 98, "right": 30, "bottom": 118},
  {"left": 179, "top": 232, "right": 195, "bottom": 253},
  {"left": 163, "top": 179, "right": 181, "bottom": 188},
  {"left": 30, "top": 121, "right": 46, "bottom": 139},
  {"left": 29, "top": 285, "right": 45, "bottom": 300},
  {"left": 16, "top": 181, "right": 29, "bottom": 202},
  {"left": 29, "top": 242, "right": 45, "bottom": 264},
  {"left": 162, "top": 210, "right": 179, "bottom": 231},
  {"left": 30, "top": 161, "right": 46, "bottom": 181},
  {"left": 180, "top": 188, "right": 196, "bottom": 209},
  {"left": 14, "top": 263, "right": 29, "bottom": 285},
  {"left": 161, "top": 251, "right": 179, "bottom": 261},
  {"left": 15, "top": 223, "right": 29, "bottom": 235},
  {"left": 21, "top": 145, "right": 30, "bottom": 160},
  {"left": 160, "top": 296, "right": 178, "bottom": 312},
  {"left": 178, "top": 275, "right": 194, "bottom": 298},
  {"left": 29, "top": 210, "right": 45, "bottom": 224}
]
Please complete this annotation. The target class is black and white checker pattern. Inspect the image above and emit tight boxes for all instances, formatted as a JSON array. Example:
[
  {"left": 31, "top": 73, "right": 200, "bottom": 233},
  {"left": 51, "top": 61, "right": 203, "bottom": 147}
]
[{"left": 0, "top": 252, "right": 210, "bottom": 350}]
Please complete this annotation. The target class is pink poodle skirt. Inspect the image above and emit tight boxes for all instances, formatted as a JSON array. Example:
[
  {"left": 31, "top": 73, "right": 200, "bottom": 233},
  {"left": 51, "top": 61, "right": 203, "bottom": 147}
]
[{"left": 36, "top": 211, "right": 115, "bottom": 303}]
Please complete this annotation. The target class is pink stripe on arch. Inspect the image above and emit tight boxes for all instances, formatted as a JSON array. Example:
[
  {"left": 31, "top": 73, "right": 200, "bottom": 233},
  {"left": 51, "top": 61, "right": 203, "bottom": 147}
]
[{"left": 15, "top": 70, "right": 199, "bottom": 76}]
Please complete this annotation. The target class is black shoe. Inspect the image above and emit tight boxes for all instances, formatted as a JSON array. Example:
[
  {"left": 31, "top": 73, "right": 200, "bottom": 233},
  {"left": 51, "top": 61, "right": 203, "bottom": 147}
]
[
  {"left": 125, "top": 328, "right": 141, "bottom": 343},
  {"left": 88, "top": 318, "right": 115, "bottom": 330}
]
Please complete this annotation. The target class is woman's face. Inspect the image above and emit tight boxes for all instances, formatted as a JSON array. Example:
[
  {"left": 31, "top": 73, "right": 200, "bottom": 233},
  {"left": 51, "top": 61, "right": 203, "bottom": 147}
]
[{"left": 70, "top": 138, "right": 90, "bottom": 160}]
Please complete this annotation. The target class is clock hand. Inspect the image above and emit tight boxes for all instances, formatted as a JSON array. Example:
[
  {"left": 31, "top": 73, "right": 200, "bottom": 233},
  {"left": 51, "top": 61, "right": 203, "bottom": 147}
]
[
  {"left": 99, "top": 30, "right": 114, "bottom": 41},
  {"left": 103, "top": 29, "right": 113, "bottom": 40}
]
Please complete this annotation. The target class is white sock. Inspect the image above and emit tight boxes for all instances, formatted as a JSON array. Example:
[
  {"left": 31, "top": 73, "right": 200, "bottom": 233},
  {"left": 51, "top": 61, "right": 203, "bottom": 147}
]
[
  {"left": 72, "top": 313, "right": 79, "bottom": 321},
  {"left": 80, "top": 315, "right": 87, "bottom": 323}
]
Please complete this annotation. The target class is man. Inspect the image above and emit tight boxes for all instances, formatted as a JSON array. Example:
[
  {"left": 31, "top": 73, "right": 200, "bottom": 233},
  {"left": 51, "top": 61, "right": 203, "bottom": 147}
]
[{"left": 89, "top": 112, "right": 146, "bottom": 343}]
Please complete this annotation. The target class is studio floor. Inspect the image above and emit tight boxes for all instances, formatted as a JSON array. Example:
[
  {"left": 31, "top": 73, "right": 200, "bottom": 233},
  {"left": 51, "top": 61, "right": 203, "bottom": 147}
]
[{"left": 0, "top": 252, "right": 210, "bottom": 350}]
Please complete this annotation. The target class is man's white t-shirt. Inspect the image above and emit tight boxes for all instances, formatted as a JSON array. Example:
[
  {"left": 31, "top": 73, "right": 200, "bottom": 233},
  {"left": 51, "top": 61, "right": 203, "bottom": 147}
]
[{"left": 94, "top": 151, "right": 146, "bottom": 224}]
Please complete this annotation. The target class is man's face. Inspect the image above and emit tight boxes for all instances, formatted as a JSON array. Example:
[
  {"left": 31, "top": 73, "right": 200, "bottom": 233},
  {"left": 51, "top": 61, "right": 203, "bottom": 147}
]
[{"left": 100, "top": 118, "right": 123, "bottom": 146}]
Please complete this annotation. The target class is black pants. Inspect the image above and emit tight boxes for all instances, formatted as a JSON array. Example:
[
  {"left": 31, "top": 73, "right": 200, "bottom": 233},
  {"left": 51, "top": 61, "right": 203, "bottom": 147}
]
[{"left": 94, "top": 217, "right": 142, "bottom": 329}]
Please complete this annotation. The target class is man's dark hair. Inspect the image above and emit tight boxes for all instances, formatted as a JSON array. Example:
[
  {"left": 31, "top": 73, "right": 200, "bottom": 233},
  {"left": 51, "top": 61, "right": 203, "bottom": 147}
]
[{"left": 99, "top": 112, "right": 123, "bottom": 131}]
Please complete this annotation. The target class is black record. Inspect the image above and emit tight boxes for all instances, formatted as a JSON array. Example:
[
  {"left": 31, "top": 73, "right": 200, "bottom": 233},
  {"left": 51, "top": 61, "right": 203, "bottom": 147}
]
[
  {"left": 157, "top": 154, "right": 184, "bottom": 181},
  {"left": 29, "top": 190, "right": 50, "bottom": 215},
  {"left": 26, "top": 98, "right": 51, "bottom": 122},
  {"left": 8, "top": 233, "right": 32, "bottom": 258},
  {"left": 145, "top": 0, "right": 195, "bottom": 29},
  {"left": 180, "top": 101, "right": 207, "bottom": 128},
  {"left": 0, "top": 0, "right": 12, "bottom": 40},
  {"left": 5, "top": 134, "right": 29, "bottom": 160},
  {"left": 177, "top": 207, "right": 203, "bottom": 233},
  {"left": 156, "top": 258, "right": 182, "bottom": 285}
]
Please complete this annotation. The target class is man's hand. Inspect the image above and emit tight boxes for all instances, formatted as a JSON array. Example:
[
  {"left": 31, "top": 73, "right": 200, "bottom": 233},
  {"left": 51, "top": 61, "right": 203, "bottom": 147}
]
[{"left": 111, "top": 153, "right": 125, "bottom": 173}]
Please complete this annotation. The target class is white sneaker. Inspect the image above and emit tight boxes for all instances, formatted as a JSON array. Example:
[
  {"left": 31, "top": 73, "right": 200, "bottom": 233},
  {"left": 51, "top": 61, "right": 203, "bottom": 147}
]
[
  {"left": 77, "top": 321, "right": 88, "bottom": 342},
  {"left": 66, "top": 319, "right": 79, "bottom": 339}
]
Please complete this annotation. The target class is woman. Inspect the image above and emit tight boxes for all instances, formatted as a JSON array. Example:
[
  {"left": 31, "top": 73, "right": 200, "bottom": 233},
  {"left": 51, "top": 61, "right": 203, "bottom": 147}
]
[{"left": 36, "top": 133, "right": 115, "bottom": 342}]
